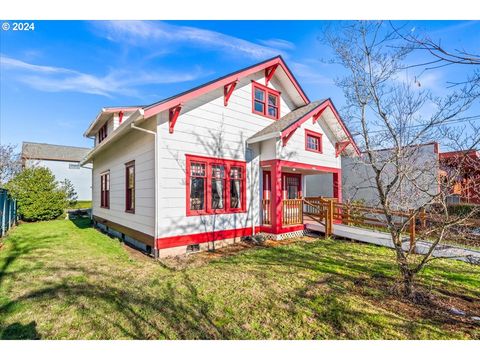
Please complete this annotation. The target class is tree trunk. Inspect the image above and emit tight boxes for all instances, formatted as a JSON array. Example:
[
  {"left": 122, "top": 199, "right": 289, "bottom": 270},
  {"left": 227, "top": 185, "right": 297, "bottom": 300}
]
[{"left": 399, "top": 265, "right": 415, "bottom": 298}]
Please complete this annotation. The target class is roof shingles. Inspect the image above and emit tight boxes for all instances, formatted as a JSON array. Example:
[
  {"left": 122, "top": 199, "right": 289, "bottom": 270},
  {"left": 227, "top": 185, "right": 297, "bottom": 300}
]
[
  {"left": 248, "top": 99, "right": 327, "bottom": 141},
  {"left": 22, "top": 142, "right": 91, "bottom": 162}
]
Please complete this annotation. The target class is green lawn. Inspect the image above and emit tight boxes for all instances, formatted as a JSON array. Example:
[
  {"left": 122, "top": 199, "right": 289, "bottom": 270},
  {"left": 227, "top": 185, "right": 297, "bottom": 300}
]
[{"left": 0, "top": 219, "right": 479, "bottom": 339}]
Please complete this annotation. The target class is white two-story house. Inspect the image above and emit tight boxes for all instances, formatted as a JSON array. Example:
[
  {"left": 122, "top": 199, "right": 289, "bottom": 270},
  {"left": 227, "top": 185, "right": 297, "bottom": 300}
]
[{"left": 81, "top": 56, "right": 359, "bottom": 258}]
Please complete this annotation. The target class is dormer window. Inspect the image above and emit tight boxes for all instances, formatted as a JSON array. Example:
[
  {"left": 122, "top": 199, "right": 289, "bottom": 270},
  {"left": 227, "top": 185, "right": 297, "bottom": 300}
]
[
  {"left": 252, "top": 82, "right": 280, "bottom": 120},
  {"left": 98, "top": 123, "right": 108, "bottom": 143}
]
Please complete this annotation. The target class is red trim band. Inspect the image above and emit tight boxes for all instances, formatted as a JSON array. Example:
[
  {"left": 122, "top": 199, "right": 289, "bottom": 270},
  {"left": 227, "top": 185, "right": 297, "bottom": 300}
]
[{"left": 156, "top": 226, "right": 261, "bottom": 249}]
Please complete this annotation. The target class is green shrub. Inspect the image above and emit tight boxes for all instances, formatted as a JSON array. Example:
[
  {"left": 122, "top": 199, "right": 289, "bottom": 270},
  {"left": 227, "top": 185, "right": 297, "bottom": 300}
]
[{"left": 6, "top": 167, "right": 68, "bottom": 221}]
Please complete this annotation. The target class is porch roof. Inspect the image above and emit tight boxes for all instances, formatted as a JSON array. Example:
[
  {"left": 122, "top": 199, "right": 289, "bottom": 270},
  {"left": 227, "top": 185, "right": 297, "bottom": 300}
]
[
  {"left": 247, "top": 98, "right": 360, "bottom": 155},
  {"left": 247, "top": 100, "right": 327, "bottom": 141}
]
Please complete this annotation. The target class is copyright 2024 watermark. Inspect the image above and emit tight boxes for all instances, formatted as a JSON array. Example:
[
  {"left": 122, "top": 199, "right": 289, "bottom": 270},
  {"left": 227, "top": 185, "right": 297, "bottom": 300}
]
[{"left": 2, "top": 22, "right": 35, "bottom": 31}]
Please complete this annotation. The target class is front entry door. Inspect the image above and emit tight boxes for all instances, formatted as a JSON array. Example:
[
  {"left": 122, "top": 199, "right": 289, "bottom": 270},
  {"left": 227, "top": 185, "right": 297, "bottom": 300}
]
[{"left": 283, "top": 174, "right": 302, "bottom": 199}]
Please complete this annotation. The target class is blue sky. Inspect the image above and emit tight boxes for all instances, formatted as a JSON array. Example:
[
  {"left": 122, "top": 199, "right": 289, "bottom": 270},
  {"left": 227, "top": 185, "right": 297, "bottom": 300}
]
[{"left": 1, "top": 20, "right": 479, "bottom": 150}]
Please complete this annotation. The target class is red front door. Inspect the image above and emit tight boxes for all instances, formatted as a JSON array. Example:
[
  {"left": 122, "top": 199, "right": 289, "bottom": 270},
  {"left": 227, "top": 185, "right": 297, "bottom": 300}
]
[{"left": 282, "top": 173, "right": 302, "bottom": 199}]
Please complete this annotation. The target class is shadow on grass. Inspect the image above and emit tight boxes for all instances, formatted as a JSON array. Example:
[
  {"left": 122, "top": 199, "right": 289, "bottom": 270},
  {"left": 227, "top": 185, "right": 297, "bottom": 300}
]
[
  {"left": 69, "top": 218, "right": 92, "bottom": 229},
  {"left": 0, "top": 321, "right": 40, "bottom": 340},
  {"left": 0, "top": 266, "right": 231, "bottom": 339},
  {"left": 1, "top": 229, "right": 478, "bottom": 339}
]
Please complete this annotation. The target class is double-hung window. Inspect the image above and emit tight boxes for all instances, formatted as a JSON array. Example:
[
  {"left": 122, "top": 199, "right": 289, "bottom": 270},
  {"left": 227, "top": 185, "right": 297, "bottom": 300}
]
[
  {"left": 305, "top": 129, "right": 323, "bottom": 153},
  {"left": 125, "top": 161, "right": 135, "bottom": 213},
  {"left": 100, "top": 171, "right": 110, "bottom": 208},
  {"left": 186, "top": 155, "right": 246, "bottom": 216},
  {"left": 252, "top": 82, "right": 280, "bottom": 120},
  {"left": 98, "top": 123, "right": 108, "bottom": 143}
]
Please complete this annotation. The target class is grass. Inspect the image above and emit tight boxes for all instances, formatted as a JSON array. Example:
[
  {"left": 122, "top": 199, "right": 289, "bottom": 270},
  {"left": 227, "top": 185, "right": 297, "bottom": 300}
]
[{"left": 0, "top": 219, "right": 479, "bottom": 340}]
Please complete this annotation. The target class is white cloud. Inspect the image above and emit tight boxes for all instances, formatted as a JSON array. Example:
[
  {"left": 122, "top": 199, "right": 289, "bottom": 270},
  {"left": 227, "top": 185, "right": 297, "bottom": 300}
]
[
  {"left": 1, "top": 55, "right": 206, "bottom": 98},
  {"left": 289, "top": 61, "right": 333, "bottom": 85},
  {"left": 394, "top": 69, "right": 442, "bottom": 91},
  {"left": 258, "top": 38, "right": 295, "bottom": 50},
  {"left": 94, "top": 21, "right": 285, "bottom": 60}
]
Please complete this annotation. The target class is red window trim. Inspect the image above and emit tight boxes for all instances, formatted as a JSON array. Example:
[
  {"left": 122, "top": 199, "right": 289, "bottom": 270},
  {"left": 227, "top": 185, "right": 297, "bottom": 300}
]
[
  {"left": 305, "top": 129, "right": 323, "bottom": 154},
  {"left": 251, "top": 81, "right": 280, "bottom": 120},
  {"left": 125, "top": 161, "right": 135, "bottom": 213},
  {"left": 98, "top": 123, "right": 108, "bottom": 143},
  {"left": 186, "top": 154, "right": 247, "bottom": 216},
  {"left": 100, "top": 171, "right": 110, "bottom": 209}
]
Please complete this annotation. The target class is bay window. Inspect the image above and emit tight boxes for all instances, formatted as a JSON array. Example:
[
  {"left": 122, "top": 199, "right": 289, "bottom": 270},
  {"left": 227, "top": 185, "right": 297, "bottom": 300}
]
[{"left": 186, "top": 155, "right": 246, "bottom": 216}]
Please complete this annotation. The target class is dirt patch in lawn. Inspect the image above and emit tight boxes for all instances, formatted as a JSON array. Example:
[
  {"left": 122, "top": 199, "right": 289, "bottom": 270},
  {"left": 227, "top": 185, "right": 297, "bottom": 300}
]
[
  {"left": 349, "top": 274, "right": 480, "bottom": 336},
  {"left": 160, "top": 235, "right": 322, "bottom": 270}
]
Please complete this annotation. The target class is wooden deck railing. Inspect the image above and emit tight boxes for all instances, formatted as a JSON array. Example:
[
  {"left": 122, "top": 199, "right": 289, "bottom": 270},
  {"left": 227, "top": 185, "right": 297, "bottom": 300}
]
[
  {"left": 304, "top": 197, "right": 333, "bottom": 236},
  {"left": 282, "top": 199, "right": 303, "bottom": 225},
  {"left": 263, "top": 195, "right": 478, "bottom": 249}
]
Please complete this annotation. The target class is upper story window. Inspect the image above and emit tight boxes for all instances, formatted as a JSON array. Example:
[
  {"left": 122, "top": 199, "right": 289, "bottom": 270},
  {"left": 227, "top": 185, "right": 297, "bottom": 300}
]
[
  {"left": 252, "top": 82, "right": 280, "bottom": 120},
  {"left": 305, "top": 129, "right": 323, "bottom": 153},
  {"left": 98, "top": 123, "right": 108, "bottom": 143},
  {"left": 125, "top": 161, "right": 135, "bottom": 213},
  {"left": 100, "top": 171, "right": 110, "bottom": 209},
  {"left": 186, "top": 155, "right": 246, "bottom": 216}
]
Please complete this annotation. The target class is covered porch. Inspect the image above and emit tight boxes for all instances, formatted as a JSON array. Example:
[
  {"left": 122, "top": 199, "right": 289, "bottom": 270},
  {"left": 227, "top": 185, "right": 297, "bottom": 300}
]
[{"left": 260, "top": 159, "right": 341, "bottom": 234}]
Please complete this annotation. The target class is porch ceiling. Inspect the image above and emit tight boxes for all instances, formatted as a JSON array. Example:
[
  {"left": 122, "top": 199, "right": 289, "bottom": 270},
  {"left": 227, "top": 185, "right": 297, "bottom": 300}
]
[{"left": 262, "top": 164, "right": 335, "bottom": 175}]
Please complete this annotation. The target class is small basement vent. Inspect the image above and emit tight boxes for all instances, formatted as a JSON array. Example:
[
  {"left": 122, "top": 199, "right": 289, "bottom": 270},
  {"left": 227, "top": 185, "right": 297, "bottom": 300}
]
[{"left": 186, "top": 244, "right": 200, "bottom": 254}]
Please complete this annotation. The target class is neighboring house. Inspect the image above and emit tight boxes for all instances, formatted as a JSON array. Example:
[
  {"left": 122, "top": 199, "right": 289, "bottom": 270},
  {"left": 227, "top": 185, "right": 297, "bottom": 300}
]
[
  {"left": 22, "top": 142, "right": 92, "bottom": 201},
  {"left": 310, "top": 142, "right": 440, "bottom": 210},
  {"left": 81, "top": 56, "right": 359, "bottom": 258},
  {"left": 440, "top": 149, "right": 480, "bottom": 205}
]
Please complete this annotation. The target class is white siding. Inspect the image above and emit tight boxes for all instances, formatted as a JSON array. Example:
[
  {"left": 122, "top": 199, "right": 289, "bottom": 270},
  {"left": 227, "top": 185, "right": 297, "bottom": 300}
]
[
  {"left": 25, "top": 159, "right": 92, "bottom": 201},
  {"left": 155, "top": 75, "right": 293, "bottom": 238},
  {"left": 113, "top": 111, "right": 135, "bottom": 131},
  {"left": 92, "top": 121, "right": 155, "bottom": 236}
]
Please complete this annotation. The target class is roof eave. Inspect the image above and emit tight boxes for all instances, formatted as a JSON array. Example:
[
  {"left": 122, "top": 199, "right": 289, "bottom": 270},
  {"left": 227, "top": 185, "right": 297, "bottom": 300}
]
[
  {"left": 80, "top": 109, "right": 145, "bottom": 165},
  {"left": 246, "top": 132, "right": 281, "bottom": 144}
]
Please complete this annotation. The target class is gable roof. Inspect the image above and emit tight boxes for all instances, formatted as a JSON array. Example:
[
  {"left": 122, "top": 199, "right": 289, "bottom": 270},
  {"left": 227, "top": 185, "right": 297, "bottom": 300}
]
[
  {"left": 22, "top": 142, "right": 91, "bottom": 162},
  {"left": 142, "top": 55, "right": 309, "bottom": 119},
  {"left": 247, "top": 99, "right": 360, "bottom": 155},
  {"left": 84, "top": 56, "right": 310, "bottom": 138}
]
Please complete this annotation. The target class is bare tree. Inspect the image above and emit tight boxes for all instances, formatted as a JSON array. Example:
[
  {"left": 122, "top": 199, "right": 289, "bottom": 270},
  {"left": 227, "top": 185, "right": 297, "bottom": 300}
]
[
  {"left": 324, "top": 21, "right": 480, "bottom": 299},
  {"left": 0, "top": 144, "right": 22, "bottom": 187},
  {"left": 389, "top": 21, "right": 480, "bottom": 88}
]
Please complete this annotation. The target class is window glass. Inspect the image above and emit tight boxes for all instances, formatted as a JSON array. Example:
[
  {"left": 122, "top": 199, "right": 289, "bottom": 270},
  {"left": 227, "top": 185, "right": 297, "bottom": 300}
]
[
  {"left": 254, "top": 101, "right": 265, "bottom": 113},
  {"left": 190, "top": 162, "right": 206, "bottom": 211},
  {"left": 211, "top": 165, "right": 225, "bottom": 210},
  {"left": 254, "top": 88, "right": 265, "bottom": 101},
  {"left": 307, "top": 134, "right": 321, "bottom": 151},
  {"left": 230, "top": 167, "right": 242, "bottom": 209},
  {"left": 126, "top": 164, "right": 135, "bottom": 211}
]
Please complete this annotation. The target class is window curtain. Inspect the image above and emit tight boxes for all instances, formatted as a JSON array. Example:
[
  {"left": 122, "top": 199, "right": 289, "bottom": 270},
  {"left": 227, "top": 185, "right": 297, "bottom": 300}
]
[
  {"left": 231, "top": 179, "right": 240, "bottom": 208},
  {"left": 214, "top": 179, "right": 223, "bottom": 208}
]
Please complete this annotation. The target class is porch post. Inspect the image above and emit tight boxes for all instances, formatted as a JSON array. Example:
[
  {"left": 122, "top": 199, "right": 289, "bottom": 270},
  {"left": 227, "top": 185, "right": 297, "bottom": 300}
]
[
  {"left": 271, "top": 160, "right": 283, "bottom": 233},
  {"left": 333, "top": 170, "right": 342, "bottom": 203}
]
